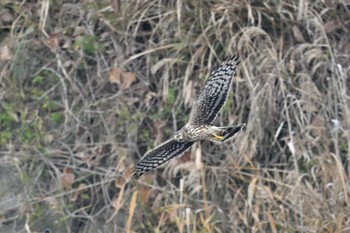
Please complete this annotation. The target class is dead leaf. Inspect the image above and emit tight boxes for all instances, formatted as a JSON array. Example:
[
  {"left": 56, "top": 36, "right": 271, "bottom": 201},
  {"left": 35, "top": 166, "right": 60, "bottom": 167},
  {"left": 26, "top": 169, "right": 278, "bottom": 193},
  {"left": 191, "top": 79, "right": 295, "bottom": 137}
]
[
  {"left": 109, "top": 67, "right": 122, "bottom": 83},
  {"left": 139, "top": 187, "right": 151, "bottom": 205},
  {"left": 110, "top": 0, "right": 121, "bottom": 12},
  {"left": 124, "top": 168, "right": 134, "bottom": 180},
  {"left": 152, "top": 119, "right": 166, "bottom": 145},
  {"left": 140, "top": 173, "right": 156, "bottom": 183},
  {"left": 62, "top": 38, "right": 72, "bottom": 49},
  {"left": 63, "top": 60, "right": 73, "bottom": 68},
  {"left": 49, "top": 33, "right": 59, "bottom": 50},
  {"left": 0, "top": 45, "right": 11, "bottom": 61},
  {"left": 70, "top": 183, "right": 87, "bottom": 202},
  {"left": 292, "top": 26, "right": 305, "bottom": 43},
  {"left": 46, "top": 134, "right": 55, "bottom": 143},
  {"left": 73, "top": 26, "right": 87, "bottom": 37},
  {"left": 77, "top": 152, "right": 91, "bottom": 168},
  {"left": 109, "top": 67, "right": 136, "bottom": 90},
  {"left": 324, "top": 0, "right": 336, "bottom": 8},
  {"left": 115, "top": 176, "right": 126, "bottom": 188},
  {"left": 144, "top": 92, "right": 157, "bottom": 107},
  {"left": 44, "top": 196, "right": 60, "bottom": 211},
  {"left": 0, "top": 10, "right": 13, "bottom": 24},
  {"left": 61, "top": 167, "right": 75, "bottom": 189},
  {"left": 288, "top": 59, "right": 295, "bottom": 74},
  {"left": 121, "top": 72, "right": 136, "bottom": 90},
  {"left": 177, "top": 150, "right": 192, "bottom": 163},
  {"left": 324, "top": 21, "right": 338, "bottom": 33}
]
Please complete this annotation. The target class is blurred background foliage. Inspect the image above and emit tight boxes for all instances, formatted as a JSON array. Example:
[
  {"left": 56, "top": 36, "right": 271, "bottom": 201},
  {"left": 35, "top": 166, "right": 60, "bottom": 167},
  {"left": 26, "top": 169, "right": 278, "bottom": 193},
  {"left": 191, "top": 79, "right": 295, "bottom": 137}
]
[{"left": 0, "top": 0, "right": 349, "bottom": 232}]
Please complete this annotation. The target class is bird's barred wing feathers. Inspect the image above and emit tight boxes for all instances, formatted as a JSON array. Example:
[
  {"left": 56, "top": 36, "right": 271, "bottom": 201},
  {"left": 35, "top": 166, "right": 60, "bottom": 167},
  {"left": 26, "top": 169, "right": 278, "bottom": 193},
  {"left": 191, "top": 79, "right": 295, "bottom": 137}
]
[
  {"left": 188, "top": 55, "right": 240, "bottom": 125},
  {"left": 132, "top": 139, "right": 195, "bottom": 177}
]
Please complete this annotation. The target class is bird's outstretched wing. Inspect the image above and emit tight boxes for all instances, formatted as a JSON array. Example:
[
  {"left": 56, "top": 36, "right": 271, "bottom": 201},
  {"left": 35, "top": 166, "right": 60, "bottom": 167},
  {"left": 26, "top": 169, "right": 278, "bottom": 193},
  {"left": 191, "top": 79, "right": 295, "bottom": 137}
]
[
  {"left": 132, "top": 139, "right": 195, "bottom": 177},
  {"left": 188, "top": 55, "right": 240, "bottom": 126}
]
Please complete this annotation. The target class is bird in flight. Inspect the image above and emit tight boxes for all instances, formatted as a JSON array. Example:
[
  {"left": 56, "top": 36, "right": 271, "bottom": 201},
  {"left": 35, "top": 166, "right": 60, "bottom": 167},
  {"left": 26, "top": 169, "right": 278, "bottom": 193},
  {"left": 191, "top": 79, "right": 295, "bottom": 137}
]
[{"left": 131, "top": 55, "right": 245, "bottom": 177}]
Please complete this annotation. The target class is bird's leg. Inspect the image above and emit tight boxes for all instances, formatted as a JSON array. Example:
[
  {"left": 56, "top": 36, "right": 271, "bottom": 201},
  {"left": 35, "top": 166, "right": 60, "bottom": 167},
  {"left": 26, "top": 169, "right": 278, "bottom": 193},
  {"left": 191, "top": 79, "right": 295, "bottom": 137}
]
[{"left": 212, "top": 133, "right": 224, "bottom": 140}]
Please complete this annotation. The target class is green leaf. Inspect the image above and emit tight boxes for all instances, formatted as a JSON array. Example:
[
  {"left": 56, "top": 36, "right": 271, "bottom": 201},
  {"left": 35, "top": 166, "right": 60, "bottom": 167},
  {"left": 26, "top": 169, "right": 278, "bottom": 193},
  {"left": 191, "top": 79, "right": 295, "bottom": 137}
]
[
  {"left": 74, "top": 36, "right": 97, "bottom": 54},
  {"left": 51, "top": 112, "right": 62, "bottom": 124},
  {"left": 167, "top": 88, "right": 175, "bottom": 104},
  {"left": 32, "top": 75, "right": 44, "bottom": 84}
]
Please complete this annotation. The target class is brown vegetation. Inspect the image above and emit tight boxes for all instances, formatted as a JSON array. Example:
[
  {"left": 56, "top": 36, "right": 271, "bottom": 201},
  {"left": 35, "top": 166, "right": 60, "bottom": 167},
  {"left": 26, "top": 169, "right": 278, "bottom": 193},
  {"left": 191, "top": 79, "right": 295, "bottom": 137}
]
[{"left": 0, "top": 0, "right": 349, "bottom": 232}]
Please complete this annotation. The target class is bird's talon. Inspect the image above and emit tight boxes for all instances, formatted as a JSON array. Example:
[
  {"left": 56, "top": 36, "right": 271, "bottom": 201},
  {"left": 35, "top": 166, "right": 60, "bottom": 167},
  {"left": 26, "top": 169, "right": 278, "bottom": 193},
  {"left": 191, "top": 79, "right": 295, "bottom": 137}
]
[{"left": 212, "top": 134, "right": 224, "bottom": 140}]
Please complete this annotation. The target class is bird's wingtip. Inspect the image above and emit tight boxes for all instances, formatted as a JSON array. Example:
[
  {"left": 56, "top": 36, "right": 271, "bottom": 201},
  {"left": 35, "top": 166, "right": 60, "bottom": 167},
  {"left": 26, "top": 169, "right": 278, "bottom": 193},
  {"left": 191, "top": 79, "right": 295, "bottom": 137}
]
[{"left": 227, "top": 54, "right": 240, "bottom": 64}]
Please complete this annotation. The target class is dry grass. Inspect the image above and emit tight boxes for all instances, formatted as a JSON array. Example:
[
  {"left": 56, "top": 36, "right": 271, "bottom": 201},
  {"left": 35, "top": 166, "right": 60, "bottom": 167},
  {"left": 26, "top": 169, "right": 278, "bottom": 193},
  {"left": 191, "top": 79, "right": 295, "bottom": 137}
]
[{"left": 0, "top": 0, "right": 349, "bottom": 232}]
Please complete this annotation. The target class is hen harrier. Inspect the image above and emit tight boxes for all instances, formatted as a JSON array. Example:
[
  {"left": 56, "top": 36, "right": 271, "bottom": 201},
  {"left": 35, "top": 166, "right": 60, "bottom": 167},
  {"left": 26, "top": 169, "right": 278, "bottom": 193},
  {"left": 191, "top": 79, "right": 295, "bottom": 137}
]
[{"left": 132, "top": 55, "right": 245, "bottom": 176}]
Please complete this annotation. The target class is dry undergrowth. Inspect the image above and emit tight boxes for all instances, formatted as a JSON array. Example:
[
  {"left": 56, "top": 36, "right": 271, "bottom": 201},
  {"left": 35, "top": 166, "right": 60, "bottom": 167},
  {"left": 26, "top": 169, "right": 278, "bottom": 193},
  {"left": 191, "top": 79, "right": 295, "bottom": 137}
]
[{"left": 0, "top": 0, "right": 349, "bottom": 232}]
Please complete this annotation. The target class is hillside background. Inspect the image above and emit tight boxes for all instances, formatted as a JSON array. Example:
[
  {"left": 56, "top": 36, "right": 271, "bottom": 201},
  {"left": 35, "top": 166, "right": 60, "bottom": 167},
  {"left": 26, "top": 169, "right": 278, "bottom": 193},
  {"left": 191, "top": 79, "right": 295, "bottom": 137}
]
[{"left": 0, "top": 0, "right": 349, "bottom": 232}]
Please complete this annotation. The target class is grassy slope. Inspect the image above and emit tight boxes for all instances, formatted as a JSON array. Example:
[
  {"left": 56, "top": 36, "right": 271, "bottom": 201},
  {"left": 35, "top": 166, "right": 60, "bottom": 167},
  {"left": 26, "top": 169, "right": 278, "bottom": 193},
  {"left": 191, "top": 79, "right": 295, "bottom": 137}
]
[{"left": 0, "top": 0, "right": 349, "bottom": 232}]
